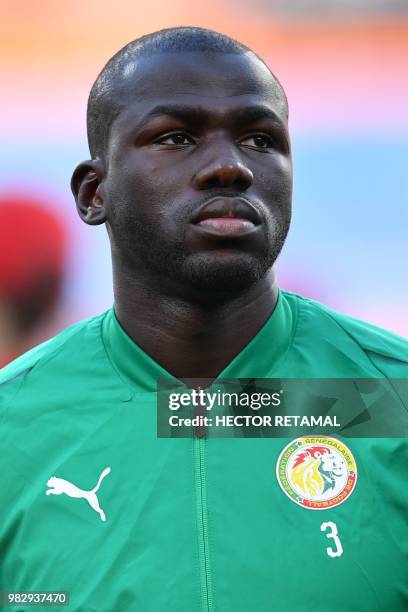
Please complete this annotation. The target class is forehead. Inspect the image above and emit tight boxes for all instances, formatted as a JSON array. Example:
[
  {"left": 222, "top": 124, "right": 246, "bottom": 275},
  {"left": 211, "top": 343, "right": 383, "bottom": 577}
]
[{"left": 111, "top": 51, "right": 287, "bottom": 131}]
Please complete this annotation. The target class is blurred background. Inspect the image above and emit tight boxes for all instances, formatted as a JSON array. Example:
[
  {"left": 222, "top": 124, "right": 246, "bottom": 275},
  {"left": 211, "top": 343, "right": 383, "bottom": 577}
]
[{"left": 1, "top": 0, "right": 407, "bottom": 363}]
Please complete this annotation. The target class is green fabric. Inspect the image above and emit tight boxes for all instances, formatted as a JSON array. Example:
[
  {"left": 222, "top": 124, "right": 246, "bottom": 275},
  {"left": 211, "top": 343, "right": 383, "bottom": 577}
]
[{"left": 1, "top": 290, "right": 407, "bottom": 611}]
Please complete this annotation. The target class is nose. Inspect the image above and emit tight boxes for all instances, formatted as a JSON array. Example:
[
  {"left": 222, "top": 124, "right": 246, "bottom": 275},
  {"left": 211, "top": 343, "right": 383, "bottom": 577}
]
[{"left": 193, "top": 140, "right": 254, "bottom": 191}]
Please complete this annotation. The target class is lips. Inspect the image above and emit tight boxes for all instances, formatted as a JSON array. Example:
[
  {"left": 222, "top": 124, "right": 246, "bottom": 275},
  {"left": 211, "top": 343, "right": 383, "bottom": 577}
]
[{"left": 190, "top": 196, "right": 262, "bottom": 227}]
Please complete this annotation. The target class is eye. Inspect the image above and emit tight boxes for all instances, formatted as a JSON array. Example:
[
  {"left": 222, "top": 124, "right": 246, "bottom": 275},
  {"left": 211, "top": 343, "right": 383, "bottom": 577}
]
[
  {"left": 239, "top": 134, "right": 274, "bottom": 149},
  {"left": 156, "top": 132, "right": 195, "bottom": 146}
]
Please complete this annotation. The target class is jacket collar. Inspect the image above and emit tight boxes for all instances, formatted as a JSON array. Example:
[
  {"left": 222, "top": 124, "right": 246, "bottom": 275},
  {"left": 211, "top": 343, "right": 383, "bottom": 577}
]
[{"left": 102, "top": 289, "right": 294, "bottom": 393}]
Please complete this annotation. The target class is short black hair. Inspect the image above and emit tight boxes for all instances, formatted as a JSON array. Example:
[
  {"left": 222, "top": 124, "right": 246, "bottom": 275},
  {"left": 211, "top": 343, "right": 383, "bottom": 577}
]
[{"left": 87, "top": 26, "right": 288, "bottom": 159}]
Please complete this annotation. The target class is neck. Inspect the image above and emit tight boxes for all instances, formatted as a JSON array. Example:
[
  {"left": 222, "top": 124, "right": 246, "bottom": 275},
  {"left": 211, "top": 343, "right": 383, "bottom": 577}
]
[{"left": 112, "top": 266, "right": 279, "bottom": 382}]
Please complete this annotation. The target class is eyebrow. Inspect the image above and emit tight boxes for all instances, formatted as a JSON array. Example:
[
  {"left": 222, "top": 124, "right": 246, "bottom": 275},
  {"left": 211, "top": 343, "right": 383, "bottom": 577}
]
[{"left": 138, "top": 103, "right": 287, "bottom": 130}]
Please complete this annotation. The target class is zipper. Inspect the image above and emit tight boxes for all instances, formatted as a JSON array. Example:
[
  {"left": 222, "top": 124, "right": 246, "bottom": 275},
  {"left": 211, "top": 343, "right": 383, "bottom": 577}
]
[{"left": 194, "top": 434, "right": 213, "bottom": 612}]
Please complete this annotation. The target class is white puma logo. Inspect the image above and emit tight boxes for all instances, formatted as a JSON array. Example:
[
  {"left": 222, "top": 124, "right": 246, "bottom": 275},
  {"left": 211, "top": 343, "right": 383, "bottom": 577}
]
[{"left": 45, "top": 467, "right": 111, "bottom": 522}]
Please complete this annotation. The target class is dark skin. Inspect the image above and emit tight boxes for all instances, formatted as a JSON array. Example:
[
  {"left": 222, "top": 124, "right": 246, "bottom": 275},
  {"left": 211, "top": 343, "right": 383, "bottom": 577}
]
[{"left": 72, "top": 51, "right": 293, "bottom": 382}]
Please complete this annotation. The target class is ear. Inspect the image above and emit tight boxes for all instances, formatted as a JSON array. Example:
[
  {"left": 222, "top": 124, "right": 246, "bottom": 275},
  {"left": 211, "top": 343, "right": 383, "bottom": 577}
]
[{"left": 71, "top": 158, "right": 107, "bottom": 226}]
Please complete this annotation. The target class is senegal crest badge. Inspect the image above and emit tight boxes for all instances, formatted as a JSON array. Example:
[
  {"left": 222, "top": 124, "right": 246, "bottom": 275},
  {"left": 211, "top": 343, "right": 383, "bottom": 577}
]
[{"left": 276, "top": 437, "right": 357, "bottom": 510}]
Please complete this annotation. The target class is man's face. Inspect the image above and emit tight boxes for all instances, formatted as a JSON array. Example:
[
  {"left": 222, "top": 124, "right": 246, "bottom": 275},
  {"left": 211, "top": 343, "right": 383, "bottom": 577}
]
[{"left": 103, "top": 51, "right": 292, "bottom": 295}]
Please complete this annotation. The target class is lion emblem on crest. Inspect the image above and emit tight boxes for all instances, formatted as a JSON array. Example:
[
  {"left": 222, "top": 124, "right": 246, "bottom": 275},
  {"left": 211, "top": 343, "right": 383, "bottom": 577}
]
[
  {"left": 290, "top": 445, "right": 346, "bottom": 498},
  {"left": 276, "top": 437, "right": 357, "bottom": 510}
]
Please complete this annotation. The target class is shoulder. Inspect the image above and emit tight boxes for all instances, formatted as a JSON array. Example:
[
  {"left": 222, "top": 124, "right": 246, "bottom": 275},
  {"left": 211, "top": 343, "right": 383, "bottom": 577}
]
[
  {"left": 0, "top": 310, "right": 110, "bottom": 407},
  {"left": 283, "top": 291, "right": 408, "bottom": 376}
]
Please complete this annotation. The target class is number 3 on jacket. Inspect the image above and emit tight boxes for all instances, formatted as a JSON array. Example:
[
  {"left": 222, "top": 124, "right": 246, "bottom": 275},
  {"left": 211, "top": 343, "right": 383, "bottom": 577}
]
[{"left": 320, "top": 521, "right": 343, "bottom": 558}]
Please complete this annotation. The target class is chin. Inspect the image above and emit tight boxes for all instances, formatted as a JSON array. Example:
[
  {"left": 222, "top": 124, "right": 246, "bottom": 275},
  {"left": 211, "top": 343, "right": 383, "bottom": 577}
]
[{"left": 180, "top": 251, "right": 272, "bottom": 293}]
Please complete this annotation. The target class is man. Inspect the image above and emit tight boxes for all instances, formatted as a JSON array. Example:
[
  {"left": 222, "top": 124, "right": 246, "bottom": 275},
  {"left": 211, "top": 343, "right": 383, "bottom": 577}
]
[{"left": 1, "top": 27, "right": 407, "bottom": 611}]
